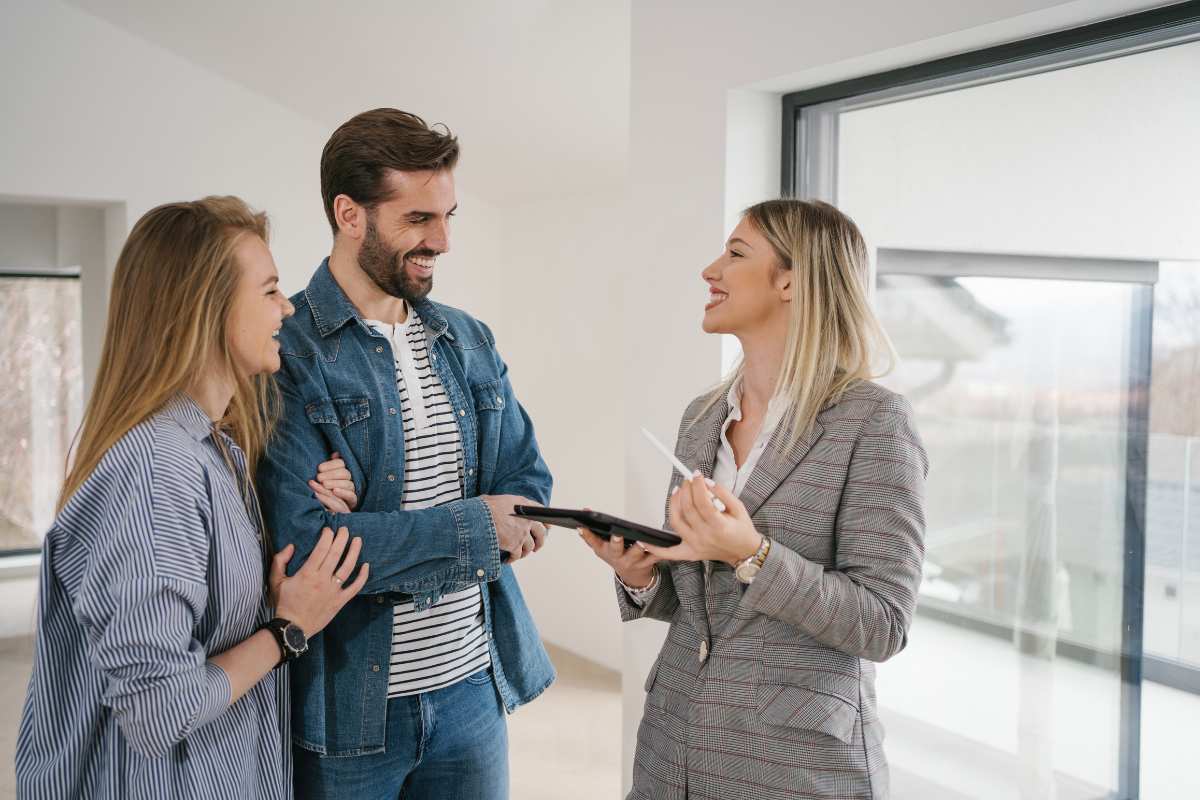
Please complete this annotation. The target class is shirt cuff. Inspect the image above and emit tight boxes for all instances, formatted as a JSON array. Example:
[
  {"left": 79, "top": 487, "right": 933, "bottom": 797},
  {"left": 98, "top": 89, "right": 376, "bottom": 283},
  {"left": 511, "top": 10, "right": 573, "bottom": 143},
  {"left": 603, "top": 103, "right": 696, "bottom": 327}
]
[
  {"left": 458, "top": 497, "right": 502, "bottom": 583},
  {"left": 618, "top": 572, "right": 659, "bottom": 607}
]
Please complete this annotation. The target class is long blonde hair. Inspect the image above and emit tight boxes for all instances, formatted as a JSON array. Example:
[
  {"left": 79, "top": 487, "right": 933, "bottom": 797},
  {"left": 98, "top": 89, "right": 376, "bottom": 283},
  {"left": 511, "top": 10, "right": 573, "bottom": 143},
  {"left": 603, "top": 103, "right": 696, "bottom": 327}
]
[
  {"left": 716, "top": 199, "right": 894, "bottom": 444},
  {"left": 59, "top": 196, "right": 280, "bottom": 511}
]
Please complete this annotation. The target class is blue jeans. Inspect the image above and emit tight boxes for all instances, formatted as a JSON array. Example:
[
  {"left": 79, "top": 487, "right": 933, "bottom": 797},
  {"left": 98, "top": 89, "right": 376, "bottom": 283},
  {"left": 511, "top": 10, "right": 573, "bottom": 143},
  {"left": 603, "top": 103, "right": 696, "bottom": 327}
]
[{"left": 294, "top": 669, "right": 509, "bottom": 800}]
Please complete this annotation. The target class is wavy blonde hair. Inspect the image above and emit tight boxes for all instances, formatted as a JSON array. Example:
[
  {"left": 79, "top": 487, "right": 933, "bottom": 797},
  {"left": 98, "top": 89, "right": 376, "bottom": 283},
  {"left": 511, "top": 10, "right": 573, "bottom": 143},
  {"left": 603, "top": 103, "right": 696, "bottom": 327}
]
[
  {"left": 59, "top": 196, "right": 280, "bottom": 511},
  {"left": 715, "top": 199, "right": 894, "bottom": 444}
]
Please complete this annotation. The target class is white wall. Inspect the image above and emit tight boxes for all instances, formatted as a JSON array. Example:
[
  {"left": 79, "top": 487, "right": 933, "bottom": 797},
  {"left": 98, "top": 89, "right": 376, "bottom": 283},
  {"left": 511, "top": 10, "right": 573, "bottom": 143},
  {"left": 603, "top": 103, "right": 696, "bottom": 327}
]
[
  {"left": 0, "top": 206, "right": 58, "bottom": 268},
  {"left": 620, "top": 0, "right": 1164, "bottom": 790}
]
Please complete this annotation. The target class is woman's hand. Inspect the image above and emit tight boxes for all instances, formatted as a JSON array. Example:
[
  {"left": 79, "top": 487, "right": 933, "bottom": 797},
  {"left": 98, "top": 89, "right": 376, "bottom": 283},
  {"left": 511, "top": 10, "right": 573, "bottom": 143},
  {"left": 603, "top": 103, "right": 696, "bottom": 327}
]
[
  {"left": 267, "top": 527, "right": 369, "bottom": 636},
  {"left": 642, "top": 475, "right": 761, "bottom": 565},
  {"left": 578, "top": 509, "right": 662, "bottom": 588},
  {"left": 310, "top": 452, "right": 357, "bottom": 513}
]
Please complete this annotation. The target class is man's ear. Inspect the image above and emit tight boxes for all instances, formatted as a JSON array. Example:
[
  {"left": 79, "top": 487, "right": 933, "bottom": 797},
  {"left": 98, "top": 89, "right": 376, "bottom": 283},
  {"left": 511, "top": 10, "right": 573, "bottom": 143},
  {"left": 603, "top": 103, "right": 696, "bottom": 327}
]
[{"left": 333, "top": 195, "right": 367, "bottom": 241}]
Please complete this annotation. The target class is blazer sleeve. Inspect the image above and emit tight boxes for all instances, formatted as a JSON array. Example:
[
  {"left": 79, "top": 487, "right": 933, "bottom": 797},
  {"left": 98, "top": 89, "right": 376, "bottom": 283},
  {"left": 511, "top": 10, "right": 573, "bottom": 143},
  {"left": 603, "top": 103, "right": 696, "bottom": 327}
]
[
  {"left": 741, "top": 394, "right": 928, "bottom": 662},
  {"left": 614, "top": 562, "right": 679, "bottom": 623}
]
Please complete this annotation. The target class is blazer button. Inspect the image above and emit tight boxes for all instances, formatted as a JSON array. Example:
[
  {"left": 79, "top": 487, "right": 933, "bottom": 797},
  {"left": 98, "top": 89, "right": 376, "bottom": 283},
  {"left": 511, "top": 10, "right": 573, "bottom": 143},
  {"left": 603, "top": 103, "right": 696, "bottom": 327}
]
[{"left": 698, "top": 640, "right": 709, "bottom": 663}]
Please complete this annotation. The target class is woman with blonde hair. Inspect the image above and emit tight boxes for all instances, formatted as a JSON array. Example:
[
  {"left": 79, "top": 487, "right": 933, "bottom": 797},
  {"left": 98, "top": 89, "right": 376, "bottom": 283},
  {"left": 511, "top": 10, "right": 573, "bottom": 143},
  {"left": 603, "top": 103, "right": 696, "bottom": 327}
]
[
  {"left": 583, "top": 199, "right": 928, "bottom": 799},
  {"left": 16, "top": 197, "right": 368, "bottom": 799}
]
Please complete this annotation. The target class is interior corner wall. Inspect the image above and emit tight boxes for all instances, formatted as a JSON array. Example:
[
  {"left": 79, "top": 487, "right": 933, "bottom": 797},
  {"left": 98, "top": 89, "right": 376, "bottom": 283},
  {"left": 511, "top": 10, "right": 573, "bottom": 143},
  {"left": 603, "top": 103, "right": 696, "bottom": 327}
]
[{"left": 0, "top": 1, "right": 328, "bottom": 302}]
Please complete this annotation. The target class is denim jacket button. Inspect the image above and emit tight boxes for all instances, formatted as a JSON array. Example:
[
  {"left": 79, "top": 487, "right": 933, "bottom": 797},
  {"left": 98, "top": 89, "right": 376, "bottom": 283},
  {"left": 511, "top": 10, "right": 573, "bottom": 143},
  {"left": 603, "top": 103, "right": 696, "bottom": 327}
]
[
  {"left": 388, "top": 408, "right": 397, "bottom": 415},
  {"left": 468, "top": 468, "right": 475, "bottom": 476},
  {"left": 372, "top": 665, "right": 381, "bottom": 672},
  {"left": 476, "top": 569, "right": 485, "bottom": 578},
  {"left": 375, "top": 346, "right": 384, "bottom": 353},
  {"left": 496, "top": 397, "right": 503, "bottom": 405},
  {"left": 459, "top": 409, "right": 466, "bottom": 417},
  {"left": 387, "top": 474, "right": 396, "bottom": 482}
]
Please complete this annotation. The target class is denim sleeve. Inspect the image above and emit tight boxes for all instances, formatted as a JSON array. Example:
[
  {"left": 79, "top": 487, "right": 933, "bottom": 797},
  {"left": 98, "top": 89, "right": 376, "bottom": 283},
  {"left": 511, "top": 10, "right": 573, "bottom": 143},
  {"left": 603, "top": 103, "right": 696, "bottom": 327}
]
[
  {"left": 481, "top": 327, "right": 553, "bottom": 505},
  {"left": 74, "top": 456, "right": 232, "bottom": 759},
  {"left": 257, "top": 365, "right": 501, "bottom": 596}
]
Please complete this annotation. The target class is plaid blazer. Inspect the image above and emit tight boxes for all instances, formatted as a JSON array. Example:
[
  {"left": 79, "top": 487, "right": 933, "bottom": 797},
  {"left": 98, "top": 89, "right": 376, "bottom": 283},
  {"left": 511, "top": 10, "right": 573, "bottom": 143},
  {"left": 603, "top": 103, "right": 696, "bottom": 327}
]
[{"left": 618, "top": 380, "right": 927, "bottom": 800}]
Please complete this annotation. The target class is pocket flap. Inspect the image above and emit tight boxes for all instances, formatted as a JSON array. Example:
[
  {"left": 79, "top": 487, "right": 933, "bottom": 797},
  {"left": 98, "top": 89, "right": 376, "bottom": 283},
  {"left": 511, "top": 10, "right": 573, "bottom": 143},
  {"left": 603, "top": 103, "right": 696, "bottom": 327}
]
[
  {"left": 471, "top": 379, "right": 504, "bottom": 411},
  {"left": 756, "top": 684, "right": 858, "bottom": 744},
  {"left": 305, "top": 397, "right": 370, "bottom": 428}
]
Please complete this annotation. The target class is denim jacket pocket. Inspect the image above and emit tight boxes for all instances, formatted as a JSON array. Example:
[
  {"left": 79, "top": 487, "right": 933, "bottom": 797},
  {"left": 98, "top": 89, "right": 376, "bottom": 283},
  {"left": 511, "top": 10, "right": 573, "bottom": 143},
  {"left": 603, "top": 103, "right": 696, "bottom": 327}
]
[
  {"left": 305, "top": 396, "right": 372, "bottom": 471},
  {"left": 470, "top": 380, "right": 503, "bottom": 482},
  {"left": 471, "top": 379, "right": 504, "bottom": 412}
]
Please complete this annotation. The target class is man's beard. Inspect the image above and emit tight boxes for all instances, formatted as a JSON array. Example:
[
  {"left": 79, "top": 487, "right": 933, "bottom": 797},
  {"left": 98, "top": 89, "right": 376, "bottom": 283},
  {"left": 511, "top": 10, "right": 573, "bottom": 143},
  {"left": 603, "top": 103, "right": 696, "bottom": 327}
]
[{"left": 357, "top": 214, "right": 434, "bottom": 303}]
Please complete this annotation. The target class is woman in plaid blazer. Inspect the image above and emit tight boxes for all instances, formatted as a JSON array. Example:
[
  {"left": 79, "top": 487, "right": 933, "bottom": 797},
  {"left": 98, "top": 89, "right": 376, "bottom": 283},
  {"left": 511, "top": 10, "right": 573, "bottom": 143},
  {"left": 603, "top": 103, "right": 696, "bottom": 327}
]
[{"left": 582, "top": 199, "right": 928, "bottom": 800}]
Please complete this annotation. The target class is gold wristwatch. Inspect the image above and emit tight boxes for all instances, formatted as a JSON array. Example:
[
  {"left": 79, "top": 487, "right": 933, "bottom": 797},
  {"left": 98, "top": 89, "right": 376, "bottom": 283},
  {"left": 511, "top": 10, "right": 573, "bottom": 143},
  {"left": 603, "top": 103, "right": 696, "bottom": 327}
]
[{"left": 734, "top": 536, "right": 771, "bottom": 584}]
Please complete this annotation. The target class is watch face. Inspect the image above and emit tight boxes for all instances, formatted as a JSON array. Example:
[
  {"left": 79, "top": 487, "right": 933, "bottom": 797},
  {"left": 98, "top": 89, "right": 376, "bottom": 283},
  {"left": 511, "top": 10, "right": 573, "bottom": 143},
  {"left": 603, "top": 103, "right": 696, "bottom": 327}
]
[
  {"left": 283, "top": 624, "right": 307, "bottom": 652},
  {"left": 735, "top": 562, "right": 760, "bottom": 583}
]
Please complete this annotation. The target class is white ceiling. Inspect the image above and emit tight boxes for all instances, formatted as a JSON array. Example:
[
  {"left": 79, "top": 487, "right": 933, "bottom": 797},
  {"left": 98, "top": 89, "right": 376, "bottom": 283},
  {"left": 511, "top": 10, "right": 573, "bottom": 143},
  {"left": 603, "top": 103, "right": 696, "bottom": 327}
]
[{"left": 66, "top": 0, "right": 631, "bottom": 203}]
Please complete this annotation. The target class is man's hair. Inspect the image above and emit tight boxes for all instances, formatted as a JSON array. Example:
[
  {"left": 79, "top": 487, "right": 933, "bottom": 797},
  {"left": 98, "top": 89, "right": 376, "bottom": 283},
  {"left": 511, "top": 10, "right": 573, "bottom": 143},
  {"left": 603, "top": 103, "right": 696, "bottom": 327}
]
[{"left": 320, "top": 108, "right": 460, "bottom": 235}]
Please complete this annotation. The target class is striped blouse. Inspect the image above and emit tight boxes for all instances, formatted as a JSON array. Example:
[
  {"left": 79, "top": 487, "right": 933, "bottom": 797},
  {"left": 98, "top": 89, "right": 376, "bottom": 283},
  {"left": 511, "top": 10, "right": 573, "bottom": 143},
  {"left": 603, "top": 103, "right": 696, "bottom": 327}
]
[
  {"left": 367, "top": 311, "right": 492, "bottom": 697},
  {"left": 15, "top": 395, "right": 290, "bottom": 800}
]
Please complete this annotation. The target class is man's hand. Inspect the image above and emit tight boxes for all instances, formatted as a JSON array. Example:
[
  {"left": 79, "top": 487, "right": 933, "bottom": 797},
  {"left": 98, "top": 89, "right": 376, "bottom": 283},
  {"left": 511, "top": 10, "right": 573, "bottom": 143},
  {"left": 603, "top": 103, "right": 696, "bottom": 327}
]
[{"left": 480, "top": 494, "right": 547, "bottom": 562}]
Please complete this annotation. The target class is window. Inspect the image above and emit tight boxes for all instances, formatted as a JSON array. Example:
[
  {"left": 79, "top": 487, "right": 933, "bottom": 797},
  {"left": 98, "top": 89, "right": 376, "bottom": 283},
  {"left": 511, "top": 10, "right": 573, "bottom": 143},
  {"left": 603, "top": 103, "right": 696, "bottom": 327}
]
[
  {"left": 0, "top": 271, "right": 83, "bottom": 557},
  {"left": 783, "top": 4, "right": 1200, "bottom": 798}
]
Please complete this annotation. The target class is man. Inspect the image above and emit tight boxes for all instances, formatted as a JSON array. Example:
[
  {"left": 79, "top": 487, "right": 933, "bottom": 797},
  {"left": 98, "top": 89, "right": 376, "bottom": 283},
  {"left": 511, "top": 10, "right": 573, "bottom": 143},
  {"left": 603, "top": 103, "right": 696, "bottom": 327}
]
[{"left": 257, "top": 108, "right": 554, "bottom": 799}]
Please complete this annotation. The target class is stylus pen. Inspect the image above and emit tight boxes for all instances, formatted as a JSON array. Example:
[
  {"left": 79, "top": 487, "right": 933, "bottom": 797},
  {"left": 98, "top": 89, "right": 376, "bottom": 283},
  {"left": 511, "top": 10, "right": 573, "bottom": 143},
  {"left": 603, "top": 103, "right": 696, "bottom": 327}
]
[{"left": 640, "top": 427, "right": 727, "bottom": 513}]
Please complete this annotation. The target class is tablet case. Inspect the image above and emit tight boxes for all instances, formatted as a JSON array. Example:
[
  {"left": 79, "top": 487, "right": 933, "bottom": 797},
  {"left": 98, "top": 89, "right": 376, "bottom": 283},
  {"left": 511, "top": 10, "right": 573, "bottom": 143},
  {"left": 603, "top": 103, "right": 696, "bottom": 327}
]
[{"left": 511, "top": 505, "right": 681, "bottom": 548}]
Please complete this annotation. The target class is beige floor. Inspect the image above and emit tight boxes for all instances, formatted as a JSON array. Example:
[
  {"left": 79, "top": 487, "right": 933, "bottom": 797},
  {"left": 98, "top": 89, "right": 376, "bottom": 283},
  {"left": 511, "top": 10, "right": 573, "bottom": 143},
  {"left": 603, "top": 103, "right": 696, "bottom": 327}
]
[{"left": 0, "top": 637, "right": 620, "bottom": 800}]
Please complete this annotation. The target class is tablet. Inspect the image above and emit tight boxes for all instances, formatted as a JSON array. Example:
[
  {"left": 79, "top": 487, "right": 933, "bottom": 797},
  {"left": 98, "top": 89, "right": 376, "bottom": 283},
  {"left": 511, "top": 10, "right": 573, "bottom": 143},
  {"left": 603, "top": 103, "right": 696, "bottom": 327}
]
[{"left": 511, "top": 505, "right": 681, "bottom": 548}]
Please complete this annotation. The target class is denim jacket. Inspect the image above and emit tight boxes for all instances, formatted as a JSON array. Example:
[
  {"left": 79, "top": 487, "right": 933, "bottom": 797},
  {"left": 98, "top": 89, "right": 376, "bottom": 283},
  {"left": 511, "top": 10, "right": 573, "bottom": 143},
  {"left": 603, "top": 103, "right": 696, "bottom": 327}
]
[{"left": 257, "top": 260, "right": 555, "bottom": 756}]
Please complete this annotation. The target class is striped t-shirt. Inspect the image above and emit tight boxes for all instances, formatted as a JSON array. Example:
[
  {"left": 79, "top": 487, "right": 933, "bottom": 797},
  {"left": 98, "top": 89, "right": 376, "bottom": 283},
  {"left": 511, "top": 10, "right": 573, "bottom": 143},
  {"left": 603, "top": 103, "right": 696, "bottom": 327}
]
[{"left": 366, "top": 310, "right": 491, "bottom": 697}]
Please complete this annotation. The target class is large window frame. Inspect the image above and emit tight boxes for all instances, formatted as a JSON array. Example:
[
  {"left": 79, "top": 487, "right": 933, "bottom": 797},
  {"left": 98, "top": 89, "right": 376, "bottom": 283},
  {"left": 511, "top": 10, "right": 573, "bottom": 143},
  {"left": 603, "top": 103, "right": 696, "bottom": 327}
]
[{"left": 780, "top": 4, "right": 1200, "bottom": 798}]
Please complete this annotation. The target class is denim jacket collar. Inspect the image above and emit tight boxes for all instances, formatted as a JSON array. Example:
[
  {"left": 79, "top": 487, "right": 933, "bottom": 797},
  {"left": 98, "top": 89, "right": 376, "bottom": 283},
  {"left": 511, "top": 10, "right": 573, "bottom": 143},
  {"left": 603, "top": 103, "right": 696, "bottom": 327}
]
[{"left": 304, "top": 258, "right": 452, "bottom": 341}]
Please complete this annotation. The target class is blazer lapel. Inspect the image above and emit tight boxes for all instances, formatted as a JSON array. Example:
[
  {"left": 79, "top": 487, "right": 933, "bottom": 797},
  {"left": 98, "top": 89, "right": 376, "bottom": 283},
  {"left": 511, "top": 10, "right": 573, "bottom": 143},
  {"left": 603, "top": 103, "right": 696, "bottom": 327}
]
[
  {"left": 677, "top": 394, "right": 728, "bottom": 480},
  {"left": 738, "top": 408, "right": 825, "bottom": 519}
]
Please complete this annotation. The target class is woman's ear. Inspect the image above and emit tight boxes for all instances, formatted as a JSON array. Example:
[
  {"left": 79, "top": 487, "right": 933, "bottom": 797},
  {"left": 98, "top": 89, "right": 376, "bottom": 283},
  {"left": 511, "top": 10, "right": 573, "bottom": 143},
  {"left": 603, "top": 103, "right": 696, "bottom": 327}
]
[{"left": 775, "top": 270, "right": 793, "bottom": 303}]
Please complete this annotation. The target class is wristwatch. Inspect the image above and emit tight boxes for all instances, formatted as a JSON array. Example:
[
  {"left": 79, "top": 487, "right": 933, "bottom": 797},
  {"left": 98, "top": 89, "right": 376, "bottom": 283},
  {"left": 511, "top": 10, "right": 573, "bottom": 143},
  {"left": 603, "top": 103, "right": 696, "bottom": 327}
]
[
  {"left": 264, "top": 618, "right": 308, "bottom": 666},
  {"left": 734, "top": 536, "right": 772, "bottom": 584}
]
